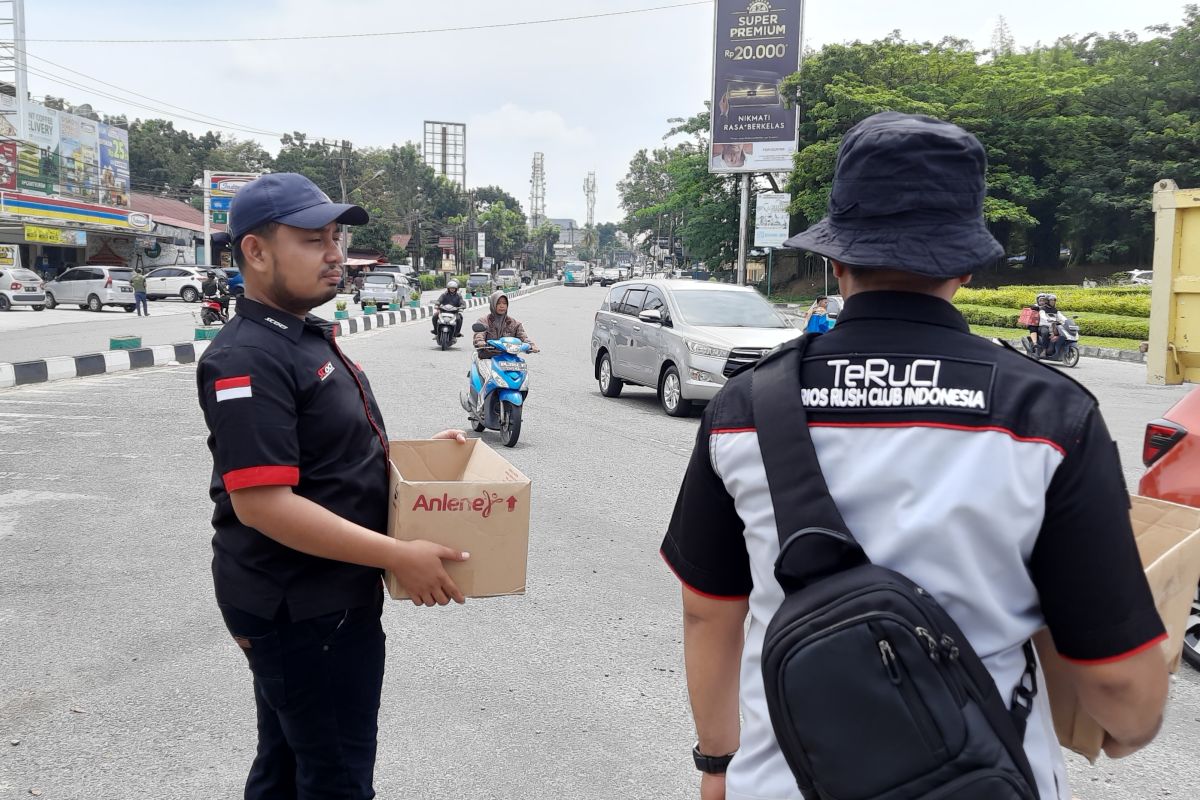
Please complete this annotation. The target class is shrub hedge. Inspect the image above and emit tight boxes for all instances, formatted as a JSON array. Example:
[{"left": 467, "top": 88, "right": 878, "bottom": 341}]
[
  {"left": 955, "top": 286, "right": 1150, "bottom": 317},
  {"left": 418, "top": 273, "right": 439, "bottom": 291},
  {"left": 955, "top": 304, "right": 1149, "bottom": 339}
]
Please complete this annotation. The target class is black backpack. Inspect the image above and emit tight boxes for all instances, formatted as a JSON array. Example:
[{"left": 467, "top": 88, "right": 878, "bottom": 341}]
[{"left": 752, "top": 336, "right": 1041, "bottom": 800}]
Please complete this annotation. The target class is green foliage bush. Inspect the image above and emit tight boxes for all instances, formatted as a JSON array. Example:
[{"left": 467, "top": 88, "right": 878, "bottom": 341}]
[
  {"left": 956, "top": 304, "right": 1149, "bottom": 339},
  {"left": 419, "top": 273, "right": 438, "bottom": 291},
  {"left": 954, "top": 286, "right": 1150, "bottom": 317}
]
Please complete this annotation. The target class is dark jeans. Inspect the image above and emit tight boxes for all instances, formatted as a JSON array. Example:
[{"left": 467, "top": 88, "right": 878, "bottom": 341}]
[
  {"left": 134, "top": 291, "right": 149, "bottom": 316},
  {"left": 219, "top": 598, "right": 386, "bottom": 800}
]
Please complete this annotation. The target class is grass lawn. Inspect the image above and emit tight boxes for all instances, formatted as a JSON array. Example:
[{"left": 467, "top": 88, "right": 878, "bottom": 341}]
[{"left": 968, "top": 324, "right": 1144, "bottom": 352}]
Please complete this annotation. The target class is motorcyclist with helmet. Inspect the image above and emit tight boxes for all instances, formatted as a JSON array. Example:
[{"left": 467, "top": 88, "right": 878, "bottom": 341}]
[
  {"left": 201, "top": 270, "right": 230, "bottom": 318},
  {"left": 432, "top": 279, "right": 466, "bottom": 338},
  {"left": 1038, "top": 292, "right": 1068, "bottom": 357}
]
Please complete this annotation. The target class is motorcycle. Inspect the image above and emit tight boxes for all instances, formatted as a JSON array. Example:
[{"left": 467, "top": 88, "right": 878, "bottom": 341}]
[
  {"left": 1020, "top": 316, "right": 1080, "bottom": 368},
  {"left": 200, "top": 290, "right": 230, "bottom": 326},
  {"left": 460, "top": 323, "right": 534, "bottom": 447},
  {"left": 434, "top": 304, "right": 463, "bottom": 351}
]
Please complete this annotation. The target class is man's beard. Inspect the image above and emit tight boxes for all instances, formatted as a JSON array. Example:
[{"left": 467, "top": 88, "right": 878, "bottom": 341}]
[{"left": 272, "top": 270, "right": 338, "bottom": 315}]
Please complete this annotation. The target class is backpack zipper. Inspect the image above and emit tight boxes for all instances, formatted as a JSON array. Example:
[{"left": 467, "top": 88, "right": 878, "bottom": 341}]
[{"left": 873, "top": 626, "right": 948, "bottom": 758}]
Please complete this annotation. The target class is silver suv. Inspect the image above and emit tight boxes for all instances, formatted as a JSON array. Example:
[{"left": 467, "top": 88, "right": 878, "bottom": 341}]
[
  {"left": 44, "top": 266, "right": 136, "bottom": 312},
  {"left": 591, "top": 279, "right": 801, "bottom": 416}
]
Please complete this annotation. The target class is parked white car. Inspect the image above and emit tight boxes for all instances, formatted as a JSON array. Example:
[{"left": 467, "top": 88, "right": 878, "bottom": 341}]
[
  {"left": 44, "top": 266, "right": 136, "bottom": 312},
  {"left": 144, "top": 266, "right": 210, "bottom": 303},
  {"left": 0, "top": 266, "right": 47, "bottom": 311}
]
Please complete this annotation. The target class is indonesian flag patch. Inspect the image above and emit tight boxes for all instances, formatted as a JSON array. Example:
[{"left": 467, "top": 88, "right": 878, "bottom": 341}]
[{"left": 215, "top": 375, "right": 253, "bottom": 402}]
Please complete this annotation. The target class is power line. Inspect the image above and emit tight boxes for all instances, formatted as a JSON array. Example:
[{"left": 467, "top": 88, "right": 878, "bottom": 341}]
[
  {"left": 19, "top": 62, "right": 287, "bottom": 138},
  {"left": 23, "top": 2, "right": 711, "bottom": 44},
  {"left": 17, "top": 47, "right": 291, "bottom": 139}
]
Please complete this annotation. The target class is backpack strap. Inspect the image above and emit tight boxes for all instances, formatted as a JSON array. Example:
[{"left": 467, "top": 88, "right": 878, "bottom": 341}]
[
  {"left": 750, "top": 336, "right": 869, "bottom": 591},
  {"left": 1010, "top": 640, "right": 1039, "bottom": 739},
  {"left": 753, "top": 336, "right": 1041, "bottom": 747}
]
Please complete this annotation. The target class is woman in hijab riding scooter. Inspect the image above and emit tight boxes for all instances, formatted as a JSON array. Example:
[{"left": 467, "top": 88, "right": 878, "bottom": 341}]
[{"left": 472, "top": 291, "right": 540, "bottom": 355}]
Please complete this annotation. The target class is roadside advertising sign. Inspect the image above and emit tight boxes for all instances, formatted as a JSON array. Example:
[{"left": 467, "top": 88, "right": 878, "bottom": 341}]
[
  {"left": 753, "top": 192, "right": 791, "bottom": 247},
  {"left": 709, "top": 0, "right": 804, "bottom": 174}
]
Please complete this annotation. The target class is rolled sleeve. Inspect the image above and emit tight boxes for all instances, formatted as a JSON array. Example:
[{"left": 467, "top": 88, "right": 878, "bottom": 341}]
[{"left": 198, "top": 346, "right": 301, "bottom": 492}]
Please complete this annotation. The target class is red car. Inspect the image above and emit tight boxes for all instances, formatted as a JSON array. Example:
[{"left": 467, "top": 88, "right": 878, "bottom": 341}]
[{"left": 1139, "top": 388, "right": 1200, "bottom": 668}]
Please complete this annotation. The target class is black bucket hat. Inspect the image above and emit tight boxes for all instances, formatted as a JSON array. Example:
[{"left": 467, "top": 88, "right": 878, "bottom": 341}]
[{"left": 784, "top": 112, "right": 1003, "bottom": 277}]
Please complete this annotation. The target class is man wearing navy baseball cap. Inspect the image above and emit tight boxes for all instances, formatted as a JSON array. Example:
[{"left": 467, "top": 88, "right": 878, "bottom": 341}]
[
  {"left": 664, "top": 113, "right": 1166, "bottom": 800},
  {"left": 196, "top": 173, "right": 471, "bottom": 798}
]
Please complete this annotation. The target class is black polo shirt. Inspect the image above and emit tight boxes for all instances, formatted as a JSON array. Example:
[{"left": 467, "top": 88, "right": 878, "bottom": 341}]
[{"left": 196, "top": 297, "right": 390, "bottom": 621}]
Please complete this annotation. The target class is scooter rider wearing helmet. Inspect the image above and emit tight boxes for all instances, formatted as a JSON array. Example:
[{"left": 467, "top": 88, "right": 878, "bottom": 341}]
[
  {"left": 1039, "top": 293, "right": 1067, "bottom": 357},
  {"left": 432, "top": 280, "right": 465, "bottom": 338}
]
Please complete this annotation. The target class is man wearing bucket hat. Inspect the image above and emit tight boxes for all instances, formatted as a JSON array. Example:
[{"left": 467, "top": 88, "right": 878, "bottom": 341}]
[
  {"left": 662, "top": 113, "right": 1167, "bottom": 800},
  {"left": 196, "top": 173, "right": 470, "bottom": 799}
]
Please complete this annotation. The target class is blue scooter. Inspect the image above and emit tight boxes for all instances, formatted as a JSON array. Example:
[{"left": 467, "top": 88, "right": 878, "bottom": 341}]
[{"left": 461, "top": 323, "right": 533, "bottom": 447}]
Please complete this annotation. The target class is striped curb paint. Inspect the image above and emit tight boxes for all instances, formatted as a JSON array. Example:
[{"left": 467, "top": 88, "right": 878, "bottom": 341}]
[{"left": 0, "top": 281, "right": 560, "bottom": 389}]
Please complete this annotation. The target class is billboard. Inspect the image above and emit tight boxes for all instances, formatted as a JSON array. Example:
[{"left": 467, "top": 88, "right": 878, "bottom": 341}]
[
  {"left": 99, "top": 124, "right": 131, "bottom": 208},
  {"left": 423, "top": 121, "right": 466, "bottom": 190},
  {"left": 0, "top": 141, "right": 16, "bottom": 191},
  {"left": 753, "top": 192, "right": 791, "bottom": 247},
  {"left": 709, "top": 0, "right": 804, "bottom": 174},
  {"left": 58, "top": 113, "right": 101, "bottom": 202},
  {"left": 6, "top": 100, "right": 131, "bottom": 209},
  {"left": 19, "top": 104, "right": 59, "bottom": 194}
]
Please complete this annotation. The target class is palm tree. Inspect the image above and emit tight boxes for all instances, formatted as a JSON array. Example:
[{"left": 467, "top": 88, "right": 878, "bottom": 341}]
[{"left": 580, "top": 224, "right": 599, "bottom": 258}]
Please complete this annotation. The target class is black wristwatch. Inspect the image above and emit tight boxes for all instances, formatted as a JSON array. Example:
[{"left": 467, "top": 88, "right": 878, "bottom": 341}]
[{"left": 692, "top": 744, "right": 736, "bottom": 774}]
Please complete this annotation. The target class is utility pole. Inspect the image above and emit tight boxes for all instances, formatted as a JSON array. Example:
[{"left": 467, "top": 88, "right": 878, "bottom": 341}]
[
  {"left": 324, "top": 139, "right": 353, "bottom": 262},
  {"left": 736, "top": 174, "right": 750, "bottom": 286}
]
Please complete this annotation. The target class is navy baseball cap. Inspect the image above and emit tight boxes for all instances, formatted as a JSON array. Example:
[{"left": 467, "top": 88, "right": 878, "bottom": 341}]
[
  {"left": 784, "top": 112, "right": 1003, "bottom": 277},
  {"left": 224, "top": 173, "right": 369, "bottom": 243}
]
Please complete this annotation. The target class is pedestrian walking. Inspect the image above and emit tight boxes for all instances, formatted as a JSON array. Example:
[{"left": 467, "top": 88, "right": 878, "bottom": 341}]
[
  {"left": 661, "top": 113, "right": 1168, "bottom": 800},
  {"left": 130, "top": 267, "right": 149, "bottom": 316},
  {"left": 197, "top": 173, "right": 471, "bottom": 800}
]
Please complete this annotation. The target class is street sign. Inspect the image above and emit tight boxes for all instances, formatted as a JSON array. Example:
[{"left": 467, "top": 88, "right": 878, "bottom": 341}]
[
  {"left": 210, "top": 196, "right": 232, "bottom": 211},
  {"left": 211, "top": 211, "right": 228, "bottom": 224},
  {"left": 754, "top": 193, "right": 791, "bottom": 248}
]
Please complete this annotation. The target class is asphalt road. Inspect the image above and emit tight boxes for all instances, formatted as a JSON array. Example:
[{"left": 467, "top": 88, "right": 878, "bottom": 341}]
[{"left": 0, "top": 285, "right": 1193, "bottom": 800}]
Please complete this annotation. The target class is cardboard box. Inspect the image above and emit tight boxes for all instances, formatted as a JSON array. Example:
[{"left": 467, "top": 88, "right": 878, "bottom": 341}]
[
  {"left": 385, "top": 439, "right": 531, "bottom": 600},
  {"left": 1035, "top": 495, "right": 1200, "bottom": 761}
]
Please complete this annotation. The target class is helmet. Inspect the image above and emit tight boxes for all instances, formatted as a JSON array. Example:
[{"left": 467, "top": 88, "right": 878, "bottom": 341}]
[
  {"left": 1046, "top": 293, "right": 1058, "bottom": 303},
  {"left": 1035, "top": 293, "right": 1048, "bottom": 304},
  {"left": 447, "top": 280, "right": 459, "bottom": 290}
]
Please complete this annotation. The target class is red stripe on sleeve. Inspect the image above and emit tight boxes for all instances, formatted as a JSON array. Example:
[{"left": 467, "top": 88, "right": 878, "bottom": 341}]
[
  {"left": 215, "top": 375, "right": 252, "bottom": 391},
  {"left": 1059, "top": 632, "right": 1169, "bottom": 666},
  {"left": 223, "top": 465, "right": 300, "bottom": 492},
  {"left": 659, "top": 550, "right": 750, "bottom": 602}
]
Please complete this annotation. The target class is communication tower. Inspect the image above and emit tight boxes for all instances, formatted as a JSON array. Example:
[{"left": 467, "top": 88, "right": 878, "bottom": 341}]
[
  {"left": 583, "top": 171, "right": 596, "bottom": 229},
  {"left": 529, "top": 152, "right": 546, "bottom": 230},
  {"left": 0, "top": 0, "right": 28, "bottom": 137}
]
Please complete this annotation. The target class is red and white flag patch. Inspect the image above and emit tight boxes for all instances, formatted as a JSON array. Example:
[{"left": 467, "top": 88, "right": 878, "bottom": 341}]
[
  {"left": 215, "top": 375, "right": 253, "bottom": 402},
  {"left": 317, "top": 361, "right": 336, "bottom": 381}
]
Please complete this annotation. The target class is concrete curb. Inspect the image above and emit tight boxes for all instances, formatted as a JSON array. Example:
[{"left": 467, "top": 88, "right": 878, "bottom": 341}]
[
  {"left": 0, "top": 281, "right": 560, "bottom": 389},
  {"left": 998, "top": 338, "right": 1147, "bottom": 364}
]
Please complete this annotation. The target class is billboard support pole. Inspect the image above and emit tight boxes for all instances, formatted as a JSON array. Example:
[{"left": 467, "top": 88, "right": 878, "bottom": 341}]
[
  {"left": 203, "top": 170, "right": 212, "bottom": 267},
  {"left": 736, "top": 173, "right": 750, "bottom": 286}
]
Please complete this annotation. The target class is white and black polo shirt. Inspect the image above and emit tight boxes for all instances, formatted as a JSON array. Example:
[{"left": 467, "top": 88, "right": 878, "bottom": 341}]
[{"left": 661, "top": 291, "right": 1164, "bottom": 800}]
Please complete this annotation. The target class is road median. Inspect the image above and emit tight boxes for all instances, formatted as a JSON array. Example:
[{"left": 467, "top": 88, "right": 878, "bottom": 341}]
[{"left": 0, "top": 281, "right": 560, "bottom": 389}]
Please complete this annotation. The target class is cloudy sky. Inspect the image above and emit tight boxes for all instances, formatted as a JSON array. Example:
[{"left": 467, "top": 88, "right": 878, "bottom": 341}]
[{"left": 25, "top": 1, "right": 1194, "bottom": 223}]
